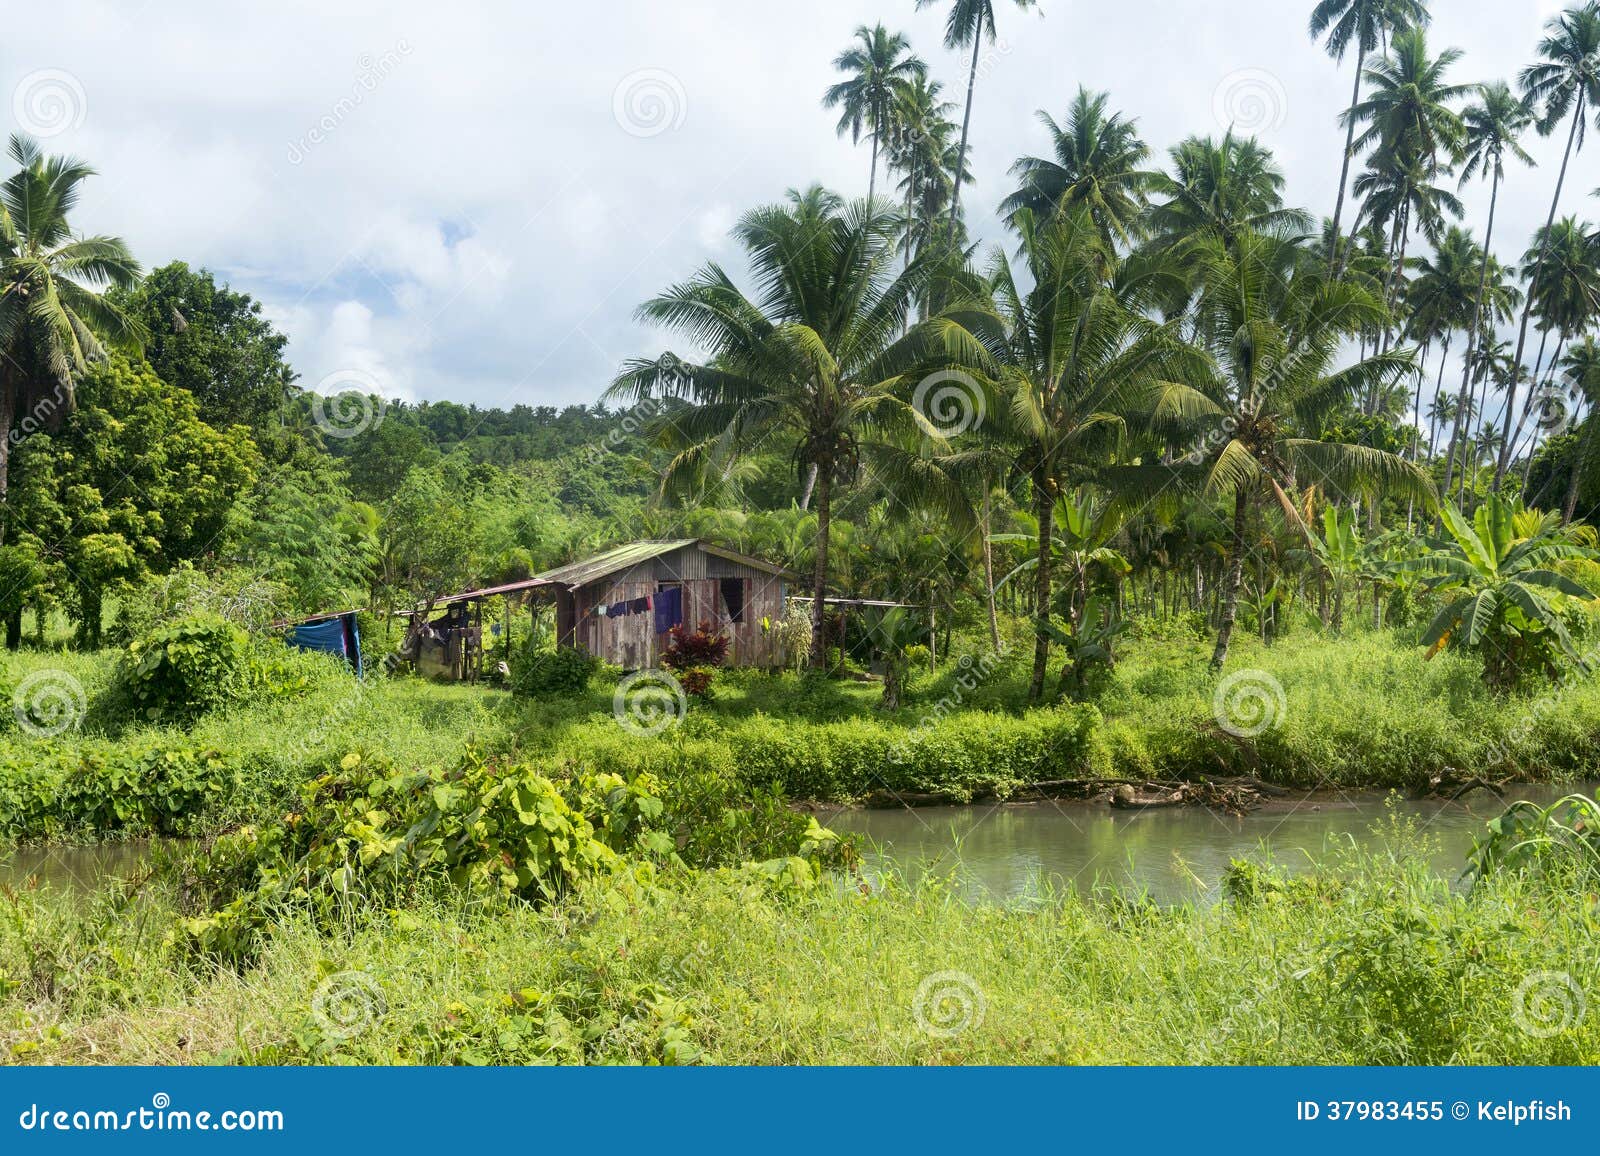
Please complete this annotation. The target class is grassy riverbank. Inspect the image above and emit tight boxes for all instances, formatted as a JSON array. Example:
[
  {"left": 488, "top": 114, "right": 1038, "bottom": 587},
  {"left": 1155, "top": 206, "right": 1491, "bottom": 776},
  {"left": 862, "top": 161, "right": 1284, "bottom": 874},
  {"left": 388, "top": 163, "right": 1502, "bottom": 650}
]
[
  {"left": 5, "top": 626, "right": 1600, "bottom": 844},
  {"left": 4, "top": 827, "right": 1597, "bottom": 1065}
]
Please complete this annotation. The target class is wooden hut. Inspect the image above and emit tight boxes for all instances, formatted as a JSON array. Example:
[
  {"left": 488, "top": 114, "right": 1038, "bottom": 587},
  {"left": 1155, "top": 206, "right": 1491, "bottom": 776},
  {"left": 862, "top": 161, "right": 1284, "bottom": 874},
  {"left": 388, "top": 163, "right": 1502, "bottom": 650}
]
[{"left": 539, "top": 539, "right": 795, "bottom": 669}]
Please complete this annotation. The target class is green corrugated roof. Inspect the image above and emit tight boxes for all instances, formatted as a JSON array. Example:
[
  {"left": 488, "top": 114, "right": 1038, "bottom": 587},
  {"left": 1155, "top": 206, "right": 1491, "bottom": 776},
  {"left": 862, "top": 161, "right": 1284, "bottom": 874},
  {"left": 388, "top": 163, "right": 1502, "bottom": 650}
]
[
  {"left": 533, "top": 539, "right": 799, "bottom": 589},
  {"left": 533, "top": 540, "right": 698, "bottom": 588}
]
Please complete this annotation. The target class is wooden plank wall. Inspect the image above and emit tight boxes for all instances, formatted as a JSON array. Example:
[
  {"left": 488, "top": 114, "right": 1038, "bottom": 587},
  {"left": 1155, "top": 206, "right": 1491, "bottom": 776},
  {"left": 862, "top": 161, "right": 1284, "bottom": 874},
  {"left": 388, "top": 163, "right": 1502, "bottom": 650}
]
[{"left": 569, "top": 546, "right": 787, "bottom": 668}]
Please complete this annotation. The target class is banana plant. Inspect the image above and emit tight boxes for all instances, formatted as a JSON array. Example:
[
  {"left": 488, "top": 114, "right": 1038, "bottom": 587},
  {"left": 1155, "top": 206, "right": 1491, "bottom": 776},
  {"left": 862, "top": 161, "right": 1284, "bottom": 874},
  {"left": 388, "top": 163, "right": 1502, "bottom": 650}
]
[
  {"left": 1401, "top": 493, "right": 1598, "bottom": 689},
  {"left": 994, "top": 489, "right": 1130, "bottom": 628}
]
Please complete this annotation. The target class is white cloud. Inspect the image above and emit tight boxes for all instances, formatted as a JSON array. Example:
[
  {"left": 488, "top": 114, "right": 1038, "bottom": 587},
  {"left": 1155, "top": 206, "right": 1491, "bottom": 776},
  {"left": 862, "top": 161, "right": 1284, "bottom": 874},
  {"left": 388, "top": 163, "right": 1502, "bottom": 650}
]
[{"left": 1, "top": 0, "right": 1587, "bottom": 417}]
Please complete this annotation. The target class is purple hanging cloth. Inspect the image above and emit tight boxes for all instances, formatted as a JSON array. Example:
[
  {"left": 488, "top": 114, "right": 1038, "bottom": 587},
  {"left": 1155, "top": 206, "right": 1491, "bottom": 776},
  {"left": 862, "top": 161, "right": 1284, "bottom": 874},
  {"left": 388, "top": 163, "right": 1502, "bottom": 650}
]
[{"left": 653, "top": 587, "right": 683, "bottom": 633}]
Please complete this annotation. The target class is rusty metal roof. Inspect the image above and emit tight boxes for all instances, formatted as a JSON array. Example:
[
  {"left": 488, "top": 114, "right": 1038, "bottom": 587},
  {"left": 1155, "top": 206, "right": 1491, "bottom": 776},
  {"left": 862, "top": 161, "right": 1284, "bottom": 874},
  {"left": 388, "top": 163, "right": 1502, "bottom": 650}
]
[{"left": 533, "top": 539, "right": 798, "bottom": 589}]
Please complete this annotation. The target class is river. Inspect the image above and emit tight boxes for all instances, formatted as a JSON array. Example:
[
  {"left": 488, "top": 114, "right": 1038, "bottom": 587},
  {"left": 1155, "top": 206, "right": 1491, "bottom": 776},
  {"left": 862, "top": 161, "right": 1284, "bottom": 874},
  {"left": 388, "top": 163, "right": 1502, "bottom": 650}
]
[
  {"left": 821, "top": 782, "right": 1593, "bottom": 905},
  {"left": 2, "top": 782, "right": 1590, "bottom": 903}
]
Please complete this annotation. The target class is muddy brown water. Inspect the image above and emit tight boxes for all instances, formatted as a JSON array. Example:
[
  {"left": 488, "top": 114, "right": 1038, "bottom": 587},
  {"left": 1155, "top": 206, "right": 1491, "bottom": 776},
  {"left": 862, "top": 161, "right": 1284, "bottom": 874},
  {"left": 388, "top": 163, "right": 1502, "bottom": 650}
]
[
  {"left": 819, "top": 782, "right": 1596, "bottom": 904},
  {"left": 3, "top": 782, "right": 1591, "bottom": 905}
]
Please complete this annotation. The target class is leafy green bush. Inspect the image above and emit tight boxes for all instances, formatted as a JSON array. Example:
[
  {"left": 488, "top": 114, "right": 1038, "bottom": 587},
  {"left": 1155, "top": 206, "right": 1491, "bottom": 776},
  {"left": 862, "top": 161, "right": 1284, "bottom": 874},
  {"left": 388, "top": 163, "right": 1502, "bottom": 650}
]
[
  {"left": 0, "top": 740, "right": 235, "bottom": 839},
  {"left": 109, "top": 614, "right": 250, "bottom": 724},
  {"left": 510, "top": 643, "right": 598, "bottom": 698}
]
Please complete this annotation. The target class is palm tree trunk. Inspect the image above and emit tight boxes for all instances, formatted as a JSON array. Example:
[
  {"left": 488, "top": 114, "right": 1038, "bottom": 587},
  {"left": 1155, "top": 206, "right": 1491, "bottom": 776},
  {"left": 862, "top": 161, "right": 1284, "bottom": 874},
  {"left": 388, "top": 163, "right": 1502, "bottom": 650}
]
[
  {"left": 1562, "top": 415, "right": 1594, "bottom": 525},
  {"left": 807, "top": 463, "right": 832, "bottom": 669},
  {"left": 947, "top": 34, "right": 983, "bottom": 233},
  {"left": 1328, "top": 42, "right": 1369, "bottom": 271},
  {"left": 1027, "top": 478, "right": 1054, "bottom": 703},
  {"left": 1497, "top": 93, "right": 1585, "bottom": 488},
  {"left": 982, "top": 484, "right": 1001, "bottom": 652},
  {"left": 0, "top": 364, "right": 12, "bottom": 549},
  {"left": 1441, "top": 173, "right": 1501, "bottom": 510},
  {"left": 1210, "top": 488, "right": 1250, "bottom": 670},
  {"left": 868, "top": 129, "right": 879, "bottom": 205},
  {"left": 798, "top": 462, "right": 819, "bottom": 511},
  {"left": 1508, "top": 332, "right": 1561, "bottom": 477}
]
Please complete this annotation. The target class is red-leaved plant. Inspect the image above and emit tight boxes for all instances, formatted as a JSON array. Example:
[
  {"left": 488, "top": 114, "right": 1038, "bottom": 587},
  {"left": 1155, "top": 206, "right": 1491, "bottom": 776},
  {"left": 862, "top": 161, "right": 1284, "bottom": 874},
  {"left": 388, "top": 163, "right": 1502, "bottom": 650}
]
[{"left": 662, "top": 621, "right": 729, "bottom": 670}]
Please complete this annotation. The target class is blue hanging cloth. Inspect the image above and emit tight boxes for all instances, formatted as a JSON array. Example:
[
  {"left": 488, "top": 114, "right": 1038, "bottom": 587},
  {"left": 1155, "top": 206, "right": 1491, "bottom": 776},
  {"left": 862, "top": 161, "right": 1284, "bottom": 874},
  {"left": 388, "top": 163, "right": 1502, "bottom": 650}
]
[
  {"left": 287, "top": 613, "right": 362, "bottom": 675},
  {"left": 653, "top": 587, "right": 683, "bottom": 634}
]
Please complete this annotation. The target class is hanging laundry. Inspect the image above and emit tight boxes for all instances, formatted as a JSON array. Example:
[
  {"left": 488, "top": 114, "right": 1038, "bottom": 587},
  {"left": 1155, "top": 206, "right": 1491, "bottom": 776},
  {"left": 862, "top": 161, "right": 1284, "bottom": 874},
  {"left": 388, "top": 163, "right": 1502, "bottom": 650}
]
[{"left": 654, "top": 587, "right": 683, "bottom": 633}]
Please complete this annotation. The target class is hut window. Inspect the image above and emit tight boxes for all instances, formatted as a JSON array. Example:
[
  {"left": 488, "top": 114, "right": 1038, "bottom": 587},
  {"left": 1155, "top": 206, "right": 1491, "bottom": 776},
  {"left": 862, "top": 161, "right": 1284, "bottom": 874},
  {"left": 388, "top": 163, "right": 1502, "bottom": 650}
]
[{"left": 719, "top": 577, "right": 747, "bottom": 624}]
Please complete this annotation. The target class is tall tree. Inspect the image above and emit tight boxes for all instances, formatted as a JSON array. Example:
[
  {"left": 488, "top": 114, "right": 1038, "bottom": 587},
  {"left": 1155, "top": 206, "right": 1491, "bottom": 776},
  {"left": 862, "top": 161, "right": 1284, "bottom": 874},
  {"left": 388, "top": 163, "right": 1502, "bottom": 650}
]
[
  {"left": 1559, "top": 336, "right": 1600, "bottom": 522},
  {"left": 1499, "top": 2, "right": 1600, "bottom": 486},
  {"left": 1505, "top": 218, "right": 1600, "bottom": 472},
  {"left": 1439, "top": 81, "right": 1535, "bottom": 505},
  {"left": 0, "top": 134, "right": 141, "bottom": 549},
  {"left": 1309, "top": 0, "right": 1432, "bottom": 265},
  {"left": 973, "top": 207, "right": 1205, "bottom": 700},
  {"left": 1404, "top": 226, "right": 1481, "bottom": 460},
  {"left": 608, "top": 187, "right": 983, "bottom": 666},
  {"left": 999, "top": 88, "right": 1154, "bottom": 247},
  {"left": 1181, "top": 230, "right": 1434, "bottom": 667},
  {"left": 916, "top": 0, "right": 1040, "bottom": 231},
  {"left": 110, "top": 261, "right": 297, "bottom": 430},
  {"left": 822, "top": 24, "right": 926, "bottom": 204}
]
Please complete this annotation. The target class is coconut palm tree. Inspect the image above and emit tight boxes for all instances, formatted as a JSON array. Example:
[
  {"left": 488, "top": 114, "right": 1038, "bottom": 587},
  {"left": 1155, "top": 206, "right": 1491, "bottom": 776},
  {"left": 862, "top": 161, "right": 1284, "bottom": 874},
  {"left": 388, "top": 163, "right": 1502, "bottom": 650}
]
[
  {"left": 1146, "top": 132, "right": 1310, "bottom": 253},
  {"left": 1559, "top": 336, "right": 1600, "bottom": 523},
  {"left": 0, "top": 134, "right": 142, "bottom": 548},
  {"left": 915, "top": 0, "right": 1040, "bottom": 231},
  {"left": 1346, "top": 26, "right": 1470, "bottom": 362},
  {"left": 1499, "top": 2, "right": 1600, "bottom": 487},
  {"left": 1180, "top": 229, "right": 1434, "bottom": 667},
  {"left": 1506, "top": 218, "right": 1600, "bottom": 472},
  {"left": 1404, "top": 227, "right": 1480, "bottom": 460},
  {"left": 1439, "top": 81, "right": 1535, "bottom": 503},
  {"left": 822, "top": 25, "right": 927, "bottom": 204},
  {"left": 971, "top": 207, "right": 1206, "bottom": 700},
  {"left": 999, "top": 88, "right": 1154, "bottom": 247},
  {"left": 887, "top": 75, "right": 959, "bottom": 262},
  {"left": 608, "top": 187, "right": 984, "bottom": 667},
  {"left": 1309, "top": 0, "right": 1432, "bottom": 265}
]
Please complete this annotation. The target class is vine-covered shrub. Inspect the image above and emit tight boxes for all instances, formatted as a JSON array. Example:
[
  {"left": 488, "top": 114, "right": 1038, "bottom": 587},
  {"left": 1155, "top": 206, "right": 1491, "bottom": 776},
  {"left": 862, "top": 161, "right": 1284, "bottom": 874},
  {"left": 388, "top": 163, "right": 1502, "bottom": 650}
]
[
  {"left": 510, "top": 643, "right": 598, "bottom": 698},
  {"left": 166, "top": 749, "right": 671, "bottom": 964},
  {"left": 0, "top": 741, "right": 235, "bottom": 839},
  {"left": 108, "top": 613, "right": 250, "bottom": 724}
]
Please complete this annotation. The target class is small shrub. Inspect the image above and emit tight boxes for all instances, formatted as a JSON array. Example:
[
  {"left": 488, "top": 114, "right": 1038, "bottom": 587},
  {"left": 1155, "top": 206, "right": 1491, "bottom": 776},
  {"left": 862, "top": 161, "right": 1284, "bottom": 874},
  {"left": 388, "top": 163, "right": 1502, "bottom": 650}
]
[
  {"left": 109, "top": 613, "right": 250, "bottom": 725},
  {"left": 510, "top": 643, "right": 598, "bottom": 698},
  {"left": 662, "top": 623, "right": 729, "bottom": 671},
  {"left": 677, "top": 667, "right": 715, "bottom": 699}
]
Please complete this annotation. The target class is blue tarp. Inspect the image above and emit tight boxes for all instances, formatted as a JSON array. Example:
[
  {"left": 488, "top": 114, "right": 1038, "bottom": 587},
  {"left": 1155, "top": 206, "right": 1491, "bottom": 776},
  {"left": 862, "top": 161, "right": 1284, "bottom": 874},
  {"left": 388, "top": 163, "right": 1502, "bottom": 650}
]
[{"left": 286, "top": 613, "right": 363, "bottom": 676}]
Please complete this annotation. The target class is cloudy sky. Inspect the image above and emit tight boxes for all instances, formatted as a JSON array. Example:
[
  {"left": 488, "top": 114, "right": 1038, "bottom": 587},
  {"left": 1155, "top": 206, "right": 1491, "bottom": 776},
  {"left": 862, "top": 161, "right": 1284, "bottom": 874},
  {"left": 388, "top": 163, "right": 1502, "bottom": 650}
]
[{"left": 0, "top": 0, "right": 1590, "bottom": 415}]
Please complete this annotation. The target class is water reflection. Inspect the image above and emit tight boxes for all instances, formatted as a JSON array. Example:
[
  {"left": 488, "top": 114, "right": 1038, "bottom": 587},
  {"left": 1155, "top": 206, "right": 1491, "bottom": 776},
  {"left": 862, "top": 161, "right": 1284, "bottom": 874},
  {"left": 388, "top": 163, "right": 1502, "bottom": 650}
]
[{"left": 823, "top": 783, "right": 1593, "bottom": 905}]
